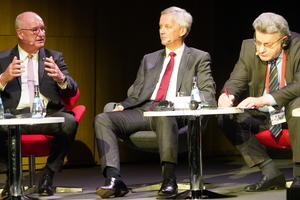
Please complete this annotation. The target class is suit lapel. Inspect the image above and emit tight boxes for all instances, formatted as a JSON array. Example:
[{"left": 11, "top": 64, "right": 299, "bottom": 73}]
[
  {"left": 255, "top": 58, "right": 267, "bottom": 96},
  {"left": 176, "top": 46, "right": 190, "bottom": 92},
  {"left": 10, "top": 47, "right": 22, "bottom": 87},
  {"left": 140, "top": 50, "right": 165, "bottom": 101},
  {"left": 38, "top": 49, "right": 46, "bottom": 85}
]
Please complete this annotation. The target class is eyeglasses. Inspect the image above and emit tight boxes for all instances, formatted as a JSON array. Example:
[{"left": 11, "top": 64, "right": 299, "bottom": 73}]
[
  {"left": 20, "top": 26, "right": 47, "bottom": 35},
  {"left": 253, "top": 37, "right": 282, "bottom": 48}
]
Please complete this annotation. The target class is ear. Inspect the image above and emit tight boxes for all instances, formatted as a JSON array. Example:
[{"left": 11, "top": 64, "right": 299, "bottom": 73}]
[
  {"left": 281, "top": 35, "right": 291, "bottom": 49},
  {"left": 180, "top": 27, "right": 187, "bottom": 37},
  {"left": 16, "top": 29, "right": 23, "bottom": 40}
]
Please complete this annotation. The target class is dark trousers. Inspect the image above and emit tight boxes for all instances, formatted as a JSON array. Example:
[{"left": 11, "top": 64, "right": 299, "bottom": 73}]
[
  {"left": 0, "top": 111, "right": 78, "bottom": 173},
  {"left": 218, "top": 96, "right": 300, "bottom": 167},
  {"left": 94, "top": 105, "right": 188, "bottom": 174}
]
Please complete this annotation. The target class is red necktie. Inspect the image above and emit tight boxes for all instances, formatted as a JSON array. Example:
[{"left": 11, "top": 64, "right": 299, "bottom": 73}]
[
  {"left": 154, "top": 52, "right": 176, "bottom": 101},
  {"left": 27, "top": 54, "right": 34, "bottom": 111}
]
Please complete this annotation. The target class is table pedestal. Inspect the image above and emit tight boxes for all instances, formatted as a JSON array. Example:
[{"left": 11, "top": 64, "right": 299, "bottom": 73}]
[
  {"left": 165, "top": 116, "right": 236, "bottom": 199},
  {"left": 3, "top": 125, "right": 39, "bottom": 200}
]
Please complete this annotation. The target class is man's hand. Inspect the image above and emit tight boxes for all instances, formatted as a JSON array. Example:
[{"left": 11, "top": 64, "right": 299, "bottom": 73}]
[
  {"left": 237, "top": 96, "right": 270, "bottom": 108},
  {"left": 0, "top": 56, "right": 25, "bottom": 85},
  {"left": 44, "top": 56, "right": 65, "bottom": 83},
  {"left": 113, "top": 104, "right": 124, "bottom": 111},
  {"left": 218, "top": 93, "right": 234, "bottom": 107}
]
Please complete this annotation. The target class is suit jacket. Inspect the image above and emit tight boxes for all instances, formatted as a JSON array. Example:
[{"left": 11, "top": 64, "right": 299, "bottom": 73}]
[
  {"left": 222, "top": 31, "right": 300, "bottom": 110},
  {"left": 120, "top": 45, "right": 216, "bottom": 109},
  {"left": 0, "top": 45, "right": 77, "bottom": 112}
]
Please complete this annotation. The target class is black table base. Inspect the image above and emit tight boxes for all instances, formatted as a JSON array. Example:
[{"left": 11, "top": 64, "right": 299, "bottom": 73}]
[
  {"left": 162, "top": 116, "right": 237, "bottom": 199},
  {"left": 161, "top": 189, "right": 237, "bottom": 199},
  {"left": 2, "top": 195, "right": 39, "bottom": 200},
  {"left": 4, "top": 125, "right": 39, "bottom": 200}
]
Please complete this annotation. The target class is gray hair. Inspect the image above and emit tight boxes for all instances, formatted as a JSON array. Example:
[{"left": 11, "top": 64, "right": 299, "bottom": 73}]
[
  {"left": 161, "top": 6, "right": 193, "bottom": 38},
  {"left": 252, "top": 12, "right": 291, "bottom": 38}
]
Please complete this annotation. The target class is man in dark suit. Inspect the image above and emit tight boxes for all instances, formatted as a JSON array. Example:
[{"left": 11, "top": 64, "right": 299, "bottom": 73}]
[
  {"left": 218, "top": 12, "right": 300, "bottom": 192},
  {"left": 0, "top": 11, "right": 78, "bottom": 196},
  {"left": 94, "top": 6, "right": 216, "bottom": 198}
]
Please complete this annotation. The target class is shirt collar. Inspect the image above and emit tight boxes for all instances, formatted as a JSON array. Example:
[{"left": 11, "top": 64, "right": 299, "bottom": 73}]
[
  {"left": 165, "top": 43, "right": 185, "bottom": 58},
  {"left": 17, "top": 45, "right": 39, "bottom": 60},
  {"left": 268, "top": 50, "right": 283, "bottom": 65}
]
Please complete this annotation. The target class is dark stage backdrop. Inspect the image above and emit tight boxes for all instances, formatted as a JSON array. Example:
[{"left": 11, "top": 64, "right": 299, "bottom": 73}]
[{"left": 0, "top": 0, "right": 297, "bottom": 166}]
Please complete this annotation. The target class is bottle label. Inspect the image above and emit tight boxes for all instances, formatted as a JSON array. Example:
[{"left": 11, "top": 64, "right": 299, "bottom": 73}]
[{"left": 191, "top": 89, "right": 201, "bottom": 102}]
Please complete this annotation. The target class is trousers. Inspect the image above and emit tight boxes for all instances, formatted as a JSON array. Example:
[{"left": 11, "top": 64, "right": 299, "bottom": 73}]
[
  {"left": 0, "top": 110, "right": 78, "bottom": 173},
  {"left": 218, "top": 96, "right": 300, "bottom": 167}
]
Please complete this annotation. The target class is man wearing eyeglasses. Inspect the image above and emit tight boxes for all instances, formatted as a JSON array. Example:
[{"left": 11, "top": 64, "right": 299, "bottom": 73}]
[
  {"left": 0, "top": 11, "right": 78, "bottom": 196},
  {"left": 218, "top": 12, "right": 300, "bottom": 192}
]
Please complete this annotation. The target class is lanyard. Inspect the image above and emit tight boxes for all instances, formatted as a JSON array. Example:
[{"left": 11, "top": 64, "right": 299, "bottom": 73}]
[{"left": 265, "top": 51, "right": 286, "bottom": 94}]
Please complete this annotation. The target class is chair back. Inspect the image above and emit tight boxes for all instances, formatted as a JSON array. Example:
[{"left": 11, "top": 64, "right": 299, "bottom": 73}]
[
  {"left": 61, "top": 89, "right": 80, "bottom": 111},
  {"left": 255, "top": 129, "right": 291, "bottom": 149}
]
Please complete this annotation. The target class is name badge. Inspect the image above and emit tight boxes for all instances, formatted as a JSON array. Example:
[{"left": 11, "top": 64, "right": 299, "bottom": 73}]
[{"left": 268, "top": 106, "right": 286, "bottom": 125}]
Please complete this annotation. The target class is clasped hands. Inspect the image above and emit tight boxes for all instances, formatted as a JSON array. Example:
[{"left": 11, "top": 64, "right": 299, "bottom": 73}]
[
  {"left": 218, "top": 93, "right": 270, "bottom": 108},
  {"left": 0, "top": 56, "right": 65, "bottom": 85}
]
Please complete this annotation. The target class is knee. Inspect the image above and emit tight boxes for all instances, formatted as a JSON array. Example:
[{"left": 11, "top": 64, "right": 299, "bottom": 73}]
[
  {"left": 63, "top": 115, "right": 78, "bottom": 136},
  {"left": 94, "top": 113, "right": 109, "bottom": 127}
]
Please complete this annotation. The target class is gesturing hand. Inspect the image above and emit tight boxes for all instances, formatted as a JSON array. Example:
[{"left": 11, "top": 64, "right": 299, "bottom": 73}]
[
  {"left": 44, "top": 56, "right": 65, "bottom": 83},
  {"left": 0, "top": 56, "right": 25, "bottom": 85}
]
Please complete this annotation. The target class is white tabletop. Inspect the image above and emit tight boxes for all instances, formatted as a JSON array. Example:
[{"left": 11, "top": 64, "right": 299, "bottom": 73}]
[
  {"left": 144, "top": 107, "right": 244, "bottom": 117},
  {"left": 0, "top": 117, "right": 65, "bottom": 125},
  {"left": 292, "top": 108, "right": 300, "bottom": 117}
]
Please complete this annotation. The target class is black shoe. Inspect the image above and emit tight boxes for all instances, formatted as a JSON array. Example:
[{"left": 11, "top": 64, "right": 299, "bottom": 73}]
[
  {"left": 290, "top": 176, "right": 300, "bottom": 188},
  {"left": 96, "top": 177, "right": 129, "bottom": 198},
  {"left": 158, "top": 178, "right": 178, "bottom": 196},
  {"left": 38, "top": 174, "right": 54, "bottom": 196},
  {"left": 244, "top": 173, "right": 286, "bottom": 192},
  {"left": 0, "top": 178, "right": 8, "bottom": 197}
]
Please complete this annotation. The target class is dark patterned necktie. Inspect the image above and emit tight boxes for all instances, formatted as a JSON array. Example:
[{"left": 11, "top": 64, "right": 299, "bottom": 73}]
[
  {"left": 154, "top": 52, "right": 176, "bottom": 101},
  {"left": 269, "top": 59, "right": 282, "bottom": 137}
]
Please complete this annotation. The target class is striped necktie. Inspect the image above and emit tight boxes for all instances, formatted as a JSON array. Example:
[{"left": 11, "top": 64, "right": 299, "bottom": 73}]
[{"left": 269, "top": 59, "right": 282, "bottom": 137}]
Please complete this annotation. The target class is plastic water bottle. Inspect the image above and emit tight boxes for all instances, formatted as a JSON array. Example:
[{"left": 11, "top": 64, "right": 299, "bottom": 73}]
[
  {"left": 32, "top": 85, "right": 43, "bottom": 119},
  {"left": 0, "top": 96, "right": 4, "bottom": 120},
  {"left": 190, "top": 76, "right": 202, "bottom": 103}
]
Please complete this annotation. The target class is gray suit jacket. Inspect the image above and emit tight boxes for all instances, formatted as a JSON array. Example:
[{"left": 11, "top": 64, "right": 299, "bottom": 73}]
[
  {"left": 0, "top": 45, "right": 77, "bottom": 111},
  {"left": 120, "top": 45, "right": 216, "bottom": 109},
  {"left": 222, "top": 31, "right": 300, "bottom": 110}
]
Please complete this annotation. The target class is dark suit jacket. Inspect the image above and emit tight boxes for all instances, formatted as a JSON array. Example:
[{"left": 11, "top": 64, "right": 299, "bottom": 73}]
[
  {"left": 222, "top": 31, "right": 300, "bottom": 110},
  {"left": 0, "top": 45, "right": 77, "bottom": 112},
  {"left": 120, "top": 45, "right": 216, "bottom": 109}
]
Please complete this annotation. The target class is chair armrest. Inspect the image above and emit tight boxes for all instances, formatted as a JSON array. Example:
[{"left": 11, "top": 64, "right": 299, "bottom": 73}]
[{"left": 72, "top": 105, "right": 86, "bottom": 123}]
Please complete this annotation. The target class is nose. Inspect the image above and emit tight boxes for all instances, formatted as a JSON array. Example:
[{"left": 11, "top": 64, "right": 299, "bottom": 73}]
[
  {"left": 159, "top": 26, "right": 166, "bottom": 34},
  {"left": 258, "top": 44, "right": 265, "bottom": 53}
]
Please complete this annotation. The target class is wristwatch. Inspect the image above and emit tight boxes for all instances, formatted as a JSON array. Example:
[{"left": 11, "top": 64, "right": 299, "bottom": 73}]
[{"left": 58, "top": 78, "right": 66, "bottom": 84}]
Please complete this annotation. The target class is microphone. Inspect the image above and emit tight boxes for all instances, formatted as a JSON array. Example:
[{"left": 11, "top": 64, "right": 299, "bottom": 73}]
[{"left": 21, "top": 35, "right": 39, "bottom": 46}]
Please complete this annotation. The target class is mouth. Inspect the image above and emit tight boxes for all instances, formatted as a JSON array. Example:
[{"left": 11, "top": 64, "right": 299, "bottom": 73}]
[{"left": 36, "top": 38, "right": 45, "bottom": 43}]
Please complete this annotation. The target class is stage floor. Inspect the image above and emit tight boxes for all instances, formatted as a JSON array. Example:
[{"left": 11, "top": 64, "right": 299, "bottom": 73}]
[{"left": 0, "top": 154, "right": 294, "bottom": 200}]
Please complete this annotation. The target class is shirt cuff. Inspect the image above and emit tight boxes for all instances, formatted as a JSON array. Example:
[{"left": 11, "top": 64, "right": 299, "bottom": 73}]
[
  {"left": 57, "top": 80, "right": 68, "bottom": 89},
  {"left": 265, "top": 94, "right": 277, "bottom": 106}
]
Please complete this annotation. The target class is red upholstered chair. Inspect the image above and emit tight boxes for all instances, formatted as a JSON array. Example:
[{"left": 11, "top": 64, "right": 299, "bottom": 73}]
[
  {"left": 21, "top": 88, "right": 86, "bottom": 193},
  {"left": 255, "top": 129, "right": 291, "bottom": 149}
]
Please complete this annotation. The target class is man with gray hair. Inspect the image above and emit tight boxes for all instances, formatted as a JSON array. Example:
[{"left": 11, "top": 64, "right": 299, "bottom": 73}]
[
  {"left": 218, "top": 12, "right": 300, "bottom": 191},
  {"left": 94, "top": 6, "right": 216, "bottom": 198}
]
